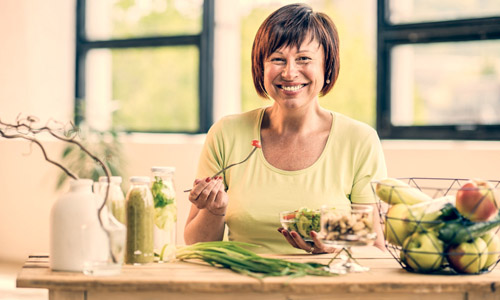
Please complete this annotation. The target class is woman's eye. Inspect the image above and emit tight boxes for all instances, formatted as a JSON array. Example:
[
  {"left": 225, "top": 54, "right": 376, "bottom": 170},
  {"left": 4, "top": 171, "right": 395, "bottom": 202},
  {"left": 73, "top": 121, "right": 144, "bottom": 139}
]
[
  {"left": 270, "top": 58, "right": 285, "bottom": 64},
  {"left": 297, "top": 57, "right": 311, "bottom": 63}
]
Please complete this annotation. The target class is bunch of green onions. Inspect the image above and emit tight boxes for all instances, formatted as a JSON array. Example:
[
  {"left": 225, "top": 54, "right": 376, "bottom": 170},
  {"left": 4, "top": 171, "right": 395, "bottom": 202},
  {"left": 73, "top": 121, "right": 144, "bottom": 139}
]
[{"left": 176, "top": 241, "right": 335, "bottom": 279}]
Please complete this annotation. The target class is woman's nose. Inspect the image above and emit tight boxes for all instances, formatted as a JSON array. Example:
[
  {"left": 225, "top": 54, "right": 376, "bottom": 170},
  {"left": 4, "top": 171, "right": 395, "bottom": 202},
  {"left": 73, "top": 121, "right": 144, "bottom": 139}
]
[{"left": 281, "top": 60, "right": 299, "bottom": 79}]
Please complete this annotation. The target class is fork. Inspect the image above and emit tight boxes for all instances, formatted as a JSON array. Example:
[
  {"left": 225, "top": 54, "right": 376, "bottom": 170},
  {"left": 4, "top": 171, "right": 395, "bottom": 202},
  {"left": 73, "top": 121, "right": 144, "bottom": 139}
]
[{"left": 183, "top": 140, "right": 261, "bottom": 192}]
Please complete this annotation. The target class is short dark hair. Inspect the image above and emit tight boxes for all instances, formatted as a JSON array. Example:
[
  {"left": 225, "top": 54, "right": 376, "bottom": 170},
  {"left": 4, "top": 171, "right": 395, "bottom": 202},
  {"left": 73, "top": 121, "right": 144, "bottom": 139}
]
[{"left": 251, "top": 3, "right": 340, "bottom": 98}]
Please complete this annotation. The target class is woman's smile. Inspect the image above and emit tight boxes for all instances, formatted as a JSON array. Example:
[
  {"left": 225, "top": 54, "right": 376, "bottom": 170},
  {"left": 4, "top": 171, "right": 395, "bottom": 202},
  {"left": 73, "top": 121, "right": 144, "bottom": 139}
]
[{"left": 278, "top": 84, "right": 307, "bottom": 93}]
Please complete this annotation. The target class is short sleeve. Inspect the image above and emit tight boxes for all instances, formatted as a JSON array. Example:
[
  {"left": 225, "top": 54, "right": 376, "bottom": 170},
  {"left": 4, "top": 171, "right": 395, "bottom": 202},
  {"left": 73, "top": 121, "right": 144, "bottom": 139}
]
[
  {"left": 196, "top": 119, "right": 227, "bottom": 179},
  {"left": 350, "top": 129, "right": 387, "bottom": 204}
]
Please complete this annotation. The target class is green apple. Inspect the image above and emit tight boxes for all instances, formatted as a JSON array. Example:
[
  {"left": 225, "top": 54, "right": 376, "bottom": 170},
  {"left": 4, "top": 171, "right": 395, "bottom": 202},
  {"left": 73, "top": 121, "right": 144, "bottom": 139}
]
[
  {"left": 447, "top": 237, "right": 488, "bottom": 274},
  {"left": 480, "top": 231, "right": 500, "bottom": 269},
  {"left": 400, "top": 231, "right": 444, "bottom": 272},
  {"left": 385, "top": 204, "right": 412, "bottom": 246},
  {"left": 385, "top": 202, "right": 441, "bottom": 246}
]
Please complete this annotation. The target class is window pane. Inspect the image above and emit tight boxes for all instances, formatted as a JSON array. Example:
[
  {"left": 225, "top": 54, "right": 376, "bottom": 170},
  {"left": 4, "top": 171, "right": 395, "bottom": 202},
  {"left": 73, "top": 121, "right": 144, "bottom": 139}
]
[
  {"left": 86, "top": 0, "right": 203, "bottom": 40},
  {"left": 391, "top": 40, "right": 500, "bottom": 126},
  {"left": 85, "top": 46, "right": 199, "bottom": 132},
  {"left": 388, "top": 0, "right": 500, "bottom": 24}
]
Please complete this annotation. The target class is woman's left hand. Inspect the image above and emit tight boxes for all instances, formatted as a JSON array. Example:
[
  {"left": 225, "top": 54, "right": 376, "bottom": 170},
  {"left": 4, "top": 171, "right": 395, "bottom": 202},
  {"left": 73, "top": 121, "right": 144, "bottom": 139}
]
[{"left": 277, "top": 228, "right": 339, "bottom": 254}]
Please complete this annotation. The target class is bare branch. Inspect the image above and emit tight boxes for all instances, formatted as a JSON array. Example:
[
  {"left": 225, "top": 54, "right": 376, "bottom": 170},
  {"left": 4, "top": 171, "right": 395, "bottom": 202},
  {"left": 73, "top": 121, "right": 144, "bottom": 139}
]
[
  {"left": 1, "top": 115, "right": 116, "bottom": 263},
  {"left": 0, "top": 128, "right": 78, "bottom": 180}
]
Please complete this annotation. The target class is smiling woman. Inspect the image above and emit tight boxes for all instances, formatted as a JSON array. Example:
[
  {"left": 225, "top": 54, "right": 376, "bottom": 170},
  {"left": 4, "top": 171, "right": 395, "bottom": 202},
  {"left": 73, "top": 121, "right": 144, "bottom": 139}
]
[{"left": 184, "top": 3, "right": 387, "bottom": 255}]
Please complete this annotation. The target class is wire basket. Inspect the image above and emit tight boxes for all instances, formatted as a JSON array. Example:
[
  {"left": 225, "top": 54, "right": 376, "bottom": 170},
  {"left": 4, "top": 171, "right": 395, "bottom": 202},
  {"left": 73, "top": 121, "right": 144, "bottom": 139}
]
[{"left": 371, "top": 177, "right": 500, "bottom": 275}]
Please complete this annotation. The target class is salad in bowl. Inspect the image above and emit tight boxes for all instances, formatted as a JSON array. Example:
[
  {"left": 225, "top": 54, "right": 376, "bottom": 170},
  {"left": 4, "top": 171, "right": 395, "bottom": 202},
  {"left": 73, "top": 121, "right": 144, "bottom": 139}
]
[{"left": 280, "top": 208, "right": 320, "bottom": 241}]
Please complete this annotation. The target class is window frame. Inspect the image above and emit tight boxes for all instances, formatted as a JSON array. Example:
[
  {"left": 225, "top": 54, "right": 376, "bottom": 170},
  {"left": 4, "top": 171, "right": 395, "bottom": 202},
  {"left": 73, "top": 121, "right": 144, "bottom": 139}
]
[
  {"left": 376, "top": 0, "right": 500, "bottom": 140},
  {"left": 75, "top": 0, "right": 214, "bottom": 134}
]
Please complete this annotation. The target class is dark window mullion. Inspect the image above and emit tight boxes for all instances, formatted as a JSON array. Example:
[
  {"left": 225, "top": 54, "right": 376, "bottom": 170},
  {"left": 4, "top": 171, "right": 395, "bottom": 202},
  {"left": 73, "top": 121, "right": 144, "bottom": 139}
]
[
  {"left": 75, "top": 0, "right": 86, "bottom": 126},
  {"left": 381, "top": 18, "right": 500, "bottom": 43},
  {"left": 80, "top": 35, "right": 201, "bottom": 50},
  {"left": 199, "top": 0, "right": 214, "bottom": 133},
  {"left": 376, "top": 0, "right": 392, "bottom": 138}
]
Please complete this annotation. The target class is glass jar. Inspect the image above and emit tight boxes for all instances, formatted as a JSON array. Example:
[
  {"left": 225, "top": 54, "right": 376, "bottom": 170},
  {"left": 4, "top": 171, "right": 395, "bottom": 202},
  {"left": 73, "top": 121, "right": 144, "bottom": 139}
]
[
  {"left": 151, "top": 166, "right": 177, "bottom": 262},
  {"left": 125, "top": 176, "right": 154, "bottom": 264},
  {"left": 97, "top": 176, "right": 126, "bottom": 224},
  {"left": 82, "top": 199, "right": 126, "bottom": 276}
]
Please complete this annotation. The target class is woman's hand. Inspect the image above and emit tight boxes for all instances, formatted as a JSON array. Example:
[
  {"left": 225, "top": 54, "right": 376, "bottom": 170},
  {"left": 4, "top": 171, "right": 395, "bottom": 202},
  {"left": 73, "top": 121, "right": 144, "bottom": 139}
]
[
  {"left": 278, "top": 228, "right": 340, "bottom": 254},
  {"left": 188, "top": 176, "right": 228, "bottom": 216}
]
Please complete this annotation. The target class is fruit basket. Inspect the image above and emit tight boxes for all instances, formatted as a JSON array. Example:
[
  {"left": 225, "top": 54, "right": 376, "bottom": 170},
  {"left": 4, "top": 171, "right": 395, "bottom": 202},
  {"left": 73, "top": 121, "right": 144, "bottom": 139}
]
[{"left": 371, "top": 177, "right": 500, "bottom": 275}]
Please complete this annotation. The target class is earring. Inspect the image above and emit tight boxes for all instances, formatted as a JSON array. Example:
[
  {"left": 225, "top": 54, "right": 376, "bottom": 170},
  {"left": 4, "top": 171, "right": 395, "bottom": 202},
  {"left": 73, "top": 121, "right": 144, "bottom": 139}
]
[{"left": 326, "top": 79, "right": 331, "bottom": 84}]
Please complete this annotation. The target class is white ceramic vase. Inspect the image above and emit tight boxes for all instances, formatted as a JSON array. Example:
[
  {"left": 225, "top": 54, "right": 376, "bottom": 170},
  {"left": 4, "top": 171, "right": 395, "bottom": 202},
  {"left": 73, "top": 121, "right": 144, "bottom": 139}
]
[{"left": 49, "top": 179, "right": 107, "bottom": 272}]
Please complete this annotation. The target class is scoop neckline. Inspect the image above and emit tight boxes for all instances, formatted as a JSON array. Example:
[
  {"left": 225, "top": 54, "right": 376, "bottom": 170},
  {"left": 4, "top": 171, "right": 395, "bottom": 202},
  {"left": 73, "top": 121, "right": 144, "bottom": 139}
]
[{"left": 255, "top": 107, "right": 335, "bottom": 175}]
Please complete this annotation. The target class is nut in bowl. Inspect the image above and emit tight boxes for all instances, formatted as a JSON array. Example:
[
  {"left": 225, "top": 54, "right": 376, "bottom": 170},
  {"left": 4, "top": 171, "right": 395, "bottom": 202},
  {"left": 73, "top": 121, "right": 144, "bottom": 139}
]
[
  {"left": 279, "top": 208, "right": 320, "bottom": 241},
  {"left": 319, "top": 204, "right": 377, "bottom": 274},
  {"left": 372, "top": 177, "right": 500, "bottom": 275},
  {"left": 320, "top": 205, "right": 377, "bottom": 247}
]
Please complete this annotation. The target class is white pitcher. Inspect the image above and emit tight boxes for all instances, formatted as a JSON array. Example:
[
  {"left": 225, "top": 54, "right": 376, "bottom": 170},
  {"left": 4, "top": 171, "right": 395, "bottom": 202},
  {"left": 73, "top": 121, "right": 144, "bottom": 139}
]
[{"left": 50, "top": 179, "right": 107, "bottom": 272}]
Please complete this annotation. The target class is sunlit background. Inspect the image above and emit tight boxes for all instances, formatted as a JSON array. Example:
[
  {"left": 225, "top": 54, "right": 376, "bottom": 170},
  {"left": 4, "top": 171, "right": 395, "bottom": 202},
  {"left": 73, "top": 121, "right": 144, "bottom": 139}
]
[{"left": 1, "top": 1, "right": 500, "bottom": 298}]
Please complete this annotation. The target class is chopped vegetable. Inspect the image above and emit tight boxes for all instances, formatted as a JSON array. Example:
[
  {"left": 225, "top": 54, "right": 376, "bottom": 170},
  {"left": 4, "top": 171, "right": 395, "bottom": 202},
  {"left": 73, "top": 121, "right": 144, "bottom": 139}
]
[
  {"left": 176, "top": 241, "right": 335, "bottom": 279},
  {"left": 151, "top": 177, "right": 174, "bottom": 208},
  {"left": 284, "top": 208, "right": 320, "bottom": 239}
]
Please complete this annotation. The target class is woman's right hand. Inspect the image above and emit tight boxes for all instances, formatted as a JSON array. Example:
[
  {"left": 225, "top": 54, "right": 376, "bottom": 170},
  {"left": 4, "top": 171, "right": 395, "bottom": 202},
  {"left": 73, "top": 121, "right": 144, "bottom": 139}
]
[
  {"left": 278, "top": 228, "right": 340, "bottom": 254},
  {"left": 188, "top": 176, "right": 228, "bottom": 216}
]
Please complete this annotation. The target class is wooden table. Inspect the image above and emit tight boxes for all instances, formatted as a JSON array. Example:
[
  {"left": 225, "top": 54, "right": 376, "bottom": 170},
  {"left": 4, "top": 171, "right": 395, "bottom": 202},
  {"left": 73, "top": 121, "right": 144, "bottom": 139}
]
[{"left": 16, "top": 248, "right": 500, "bottom": 300}]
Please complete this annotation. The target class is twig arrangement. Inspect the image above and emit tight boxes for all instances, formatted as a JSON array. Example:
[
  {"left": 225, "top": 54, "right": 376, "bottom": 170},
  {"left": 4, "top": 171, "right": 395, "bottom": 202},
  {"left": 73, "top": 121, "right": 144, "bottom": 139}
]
[{"left": 0, "top": 114, "right": 116, "bottom": 262}]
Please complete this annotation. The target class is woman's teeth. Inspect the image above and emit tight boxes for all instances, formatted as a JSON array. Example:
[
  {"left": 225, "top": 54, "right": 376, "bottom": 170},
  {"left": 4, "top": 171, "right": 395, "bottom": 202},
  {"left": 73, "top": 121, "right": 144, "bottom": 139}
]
[{"left": 281, "top": 84, "right": 304, "bottom": 92}]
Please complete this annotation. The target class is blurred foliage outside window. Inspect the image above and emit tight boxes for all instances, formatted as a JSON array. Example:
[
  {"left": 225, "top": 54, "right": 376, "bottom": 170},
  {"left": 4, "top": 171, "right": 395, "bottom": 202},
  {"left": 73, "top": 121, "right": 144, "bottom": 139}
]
[
  {"left": 387, "top": 0, "right": 500, "bottom": 24},
  {"left": 86, "top": 0, "right": 203, "bottom": 39},
  {"left": 83, "top": 0, "right": 204, "bottom": 133}
]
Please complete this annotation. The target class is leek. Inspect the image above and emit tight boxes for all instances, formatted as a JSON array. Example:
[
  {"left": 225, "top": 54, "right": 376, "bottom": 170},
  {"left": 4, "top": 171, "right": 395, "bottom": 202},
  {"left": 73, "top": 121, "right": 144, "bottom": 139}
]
[{"left": 176, "top": 241, "right": 335, "bottom": 279}]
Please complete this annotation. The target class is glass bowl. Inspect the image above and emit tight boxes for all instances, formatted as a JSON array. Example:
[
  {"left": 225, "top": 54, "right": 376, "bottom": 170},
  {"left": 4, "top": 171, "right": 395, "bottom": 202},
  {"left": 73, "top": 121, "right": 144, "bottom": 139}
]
[
  {"left": 319, "top": 204, "right": 377, "bottom": 274},
  {"left": 279, "top": 208, "right": 320, "bottom": 241},
  {"left": 320, "top": 204, "right": 377, "bottom": 247}
]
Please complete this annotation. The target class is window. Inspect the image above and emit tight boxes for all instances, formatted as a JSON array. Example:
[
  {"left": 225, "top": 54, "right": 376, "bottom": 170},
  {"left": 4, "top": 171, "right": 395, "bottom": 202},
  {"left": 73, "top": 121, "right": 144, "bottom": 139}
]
[
  {"left": 377, "top": 0, "right": 500, "bottom": 140},
  {"left": 75, "top": 0, "right": 214, "bottom": 133}
]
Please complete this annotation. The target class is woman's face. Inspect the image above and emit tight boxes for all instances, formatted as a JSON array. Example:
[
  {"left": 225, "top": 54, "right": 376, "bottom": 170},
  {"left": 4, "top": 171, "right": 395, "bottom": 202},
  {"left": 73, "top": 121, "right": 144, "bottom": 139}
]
[{"left": 263, "top": 37, "right": 325, "bottom": 110}]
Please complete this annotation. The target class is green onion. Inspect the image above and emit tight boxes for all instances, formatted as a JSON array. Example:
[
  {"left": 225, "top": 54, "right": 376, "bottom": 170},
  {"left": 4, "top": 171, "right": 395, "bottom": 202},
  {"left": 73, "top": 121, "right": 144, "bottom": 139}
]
[{"left": 176, "top": 241, "right": 335, "bottom": 279}]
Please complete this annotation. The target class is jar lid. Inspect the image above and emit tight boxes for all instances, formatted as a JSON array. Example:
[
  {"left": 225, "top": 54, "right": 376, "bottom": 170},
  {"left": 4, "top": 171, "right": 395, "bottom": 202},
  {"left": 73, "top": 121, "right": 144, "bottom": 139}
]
[
  {"left": 151, "top": 166, "right": 176, "bottom": 173},
  {"left": 99, "top": 176, "right": 122, "bottom": 183},
  {"left": 129, "top": 176, "right": 150, "bottom": 183}
]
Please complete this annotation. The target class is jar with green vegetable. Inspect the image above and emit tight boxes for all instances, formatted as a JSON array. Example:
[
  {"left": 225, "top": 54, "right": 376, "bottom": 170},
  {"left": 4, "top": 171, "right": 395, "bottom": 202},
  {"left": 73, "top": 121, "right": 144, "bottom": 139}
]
[
  {"left": 125, "top": 176, "right": 154, "bottom": 264},
  {"left": 151, "top": 166, "right": 177, "bottom": 262}
]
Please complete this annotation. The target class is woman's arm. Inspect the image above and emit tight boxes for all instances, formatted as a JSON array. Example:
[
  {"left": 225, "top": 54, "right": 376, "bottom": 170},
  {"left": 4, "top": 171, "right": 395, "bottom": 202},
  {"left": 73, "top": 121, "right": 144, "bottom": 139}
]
[
  {"left": 370, "top": 203, "right": 386, "bottom": 251},
  {"left": 184, "top": 177, "right": 228, "bottom": 244}
]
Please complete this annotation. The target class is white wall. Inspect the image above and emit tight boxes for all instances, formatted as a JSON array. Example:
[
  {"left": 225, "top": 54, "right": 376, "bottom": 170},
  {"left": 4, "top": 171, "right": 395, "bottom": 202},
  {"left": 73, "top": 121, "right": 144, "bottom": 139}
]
[{"left": 1, "top": 0, "right": 500, "bottom": 263}]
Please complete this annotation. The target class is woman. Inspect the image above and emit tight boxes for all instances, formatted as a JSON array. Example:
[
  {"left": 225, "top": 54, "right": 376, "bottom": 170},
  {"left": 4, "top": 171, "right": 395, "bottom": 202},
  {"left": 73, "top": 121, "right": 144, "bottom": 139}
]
[{"left": 185, "top": 3, "right": 387, "bottom": 254}]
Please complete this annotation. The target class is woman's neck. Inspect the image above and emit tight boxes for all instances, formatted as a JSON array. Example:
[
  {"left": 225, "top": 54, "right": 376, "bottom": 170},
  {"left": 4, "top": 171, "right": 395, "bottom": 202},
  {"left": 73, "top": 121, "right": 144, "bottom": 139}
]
[{"left": 262, "top": 104, "right": 330, "bottom": 136}]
